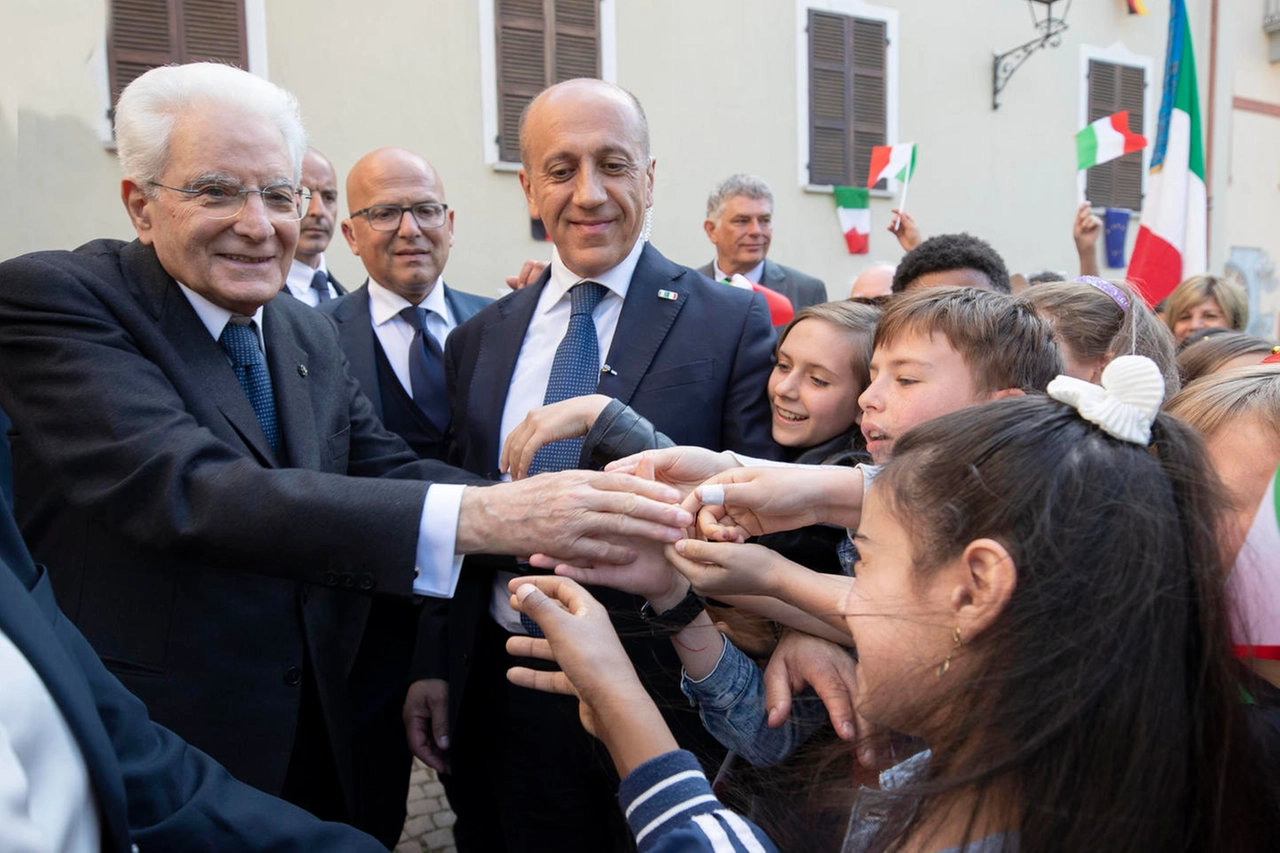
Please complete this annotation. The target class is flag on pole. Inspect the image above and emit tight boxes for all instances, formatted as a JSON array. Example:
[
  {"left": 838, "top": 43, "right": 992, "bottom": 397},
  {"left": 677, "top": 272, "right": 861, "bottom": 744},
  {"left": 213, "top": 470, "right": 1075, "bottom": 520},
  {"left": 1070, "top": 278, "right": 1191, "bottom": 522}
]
[
  {"left": 867, "top": 143, "right": 916, "bottom": 187},
  {"left": 834, "top": 187, "right": 871, "bottom": 254},
  {"left": 1127, "top": 0, "right": 1207, "bottom": 306},
  {"left": 1076, "top": 111, "right": 1147, "bottom": 170}
]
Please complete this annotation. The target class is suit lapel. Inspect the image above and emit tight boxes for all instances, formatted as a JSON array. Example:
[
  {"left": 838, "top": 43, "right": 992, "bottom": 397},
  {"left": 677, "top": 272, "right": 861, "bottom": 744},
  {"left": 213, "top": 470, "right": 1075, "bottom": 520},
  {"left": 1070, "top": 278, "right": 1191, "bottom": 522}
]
[
  {"left": 263, "top": 301, "right": 319, "bottom": 470},
  {"left": 332, "top": 283, "right": 383, "bottom": 420},
  {"left": 121, "top": 243, "right": 279, "bottom": 466},
  {"left": 469, "top": 282, "right": 544, "bottom": 467},
  {"left": 598, "top": 244, "right": 686, "bottom": 404}
]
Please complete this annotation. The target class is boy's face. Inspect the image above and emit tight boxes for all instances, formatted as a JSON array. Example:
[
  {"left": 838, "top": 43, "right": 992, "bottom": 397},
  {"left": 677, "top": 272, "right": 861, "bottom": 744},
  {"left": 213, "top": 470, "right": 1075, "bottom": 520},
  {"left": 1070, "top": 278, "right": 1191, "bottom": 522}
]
[{"left": 858, "top": 330, "right": 989, "bottom": 464}]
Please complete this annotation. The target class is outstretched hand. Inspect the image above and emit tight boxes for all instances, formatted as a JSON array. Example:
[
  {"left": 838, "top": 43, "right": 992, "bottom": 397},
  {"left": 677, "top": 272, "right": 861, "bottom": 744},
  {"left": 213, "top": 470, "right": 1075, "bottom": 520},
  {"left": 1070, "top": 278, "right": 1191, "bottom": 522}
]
[
  {"left": 1073, "top": 202, "right": 1102, "bottom": 277},
  {"left": 605, "top": 445, "right": 741, "bottom": 500},
  {"left": 888, "top": 208, "right": 921, "bottom": 252},
  {"left": 500, "top": 394, "right": 612, "bottom": 480},
  {"left": 682, "top": 465, "right": 864, "bottom": 542},
  {"left": 666, "top": 539, "right": 789, "bottom": 599},
  {"left": 505, "top": 259, "right": 549, "bottom": 291}
]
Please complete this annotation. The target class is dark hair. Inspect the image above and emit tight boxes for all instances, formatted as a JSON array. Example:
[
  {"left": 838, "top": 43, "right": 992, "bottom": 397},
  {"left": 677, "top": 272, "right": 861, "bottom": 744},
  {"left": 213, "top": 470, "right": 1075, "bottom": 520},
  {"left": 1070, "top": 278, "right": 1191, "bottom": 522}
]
[
  {"left": 860, "top": 396, "right": 1280, "bottom": 851},
  {"left": 873, "top": 287, "right": 1062, "bottom": 394},
  {"left": 1025, "top": 278, "right": 1180, "bottom": 400},
  {"left": 1025, "top": 270, "right": 1066, "bottom": 285},
  {"left": 776, "top": 301, "right": 881, "bottom": 399},
  {"left": 891, "top": 233, "right": 1011, "bottom": 294},
  {"left": 1176, "top": 331, "right": 1277, "bottom": 385}
]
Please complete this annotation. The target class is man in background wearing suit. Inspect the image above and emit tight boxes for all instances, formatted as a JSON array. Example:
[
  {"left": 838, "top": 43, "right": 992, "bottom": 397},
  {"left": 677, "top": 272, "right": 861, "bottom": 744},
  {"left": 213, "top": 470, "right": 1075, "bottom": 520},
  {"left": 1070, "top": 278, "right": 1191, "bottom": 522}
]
[
  {"left": 321, "top": 146, "right": 492, "bottom": 842},
  {"left": 425, "top": 78, "right": 778, "bottom": 853},
  {"left": 282, "top": 148, "right": 346, "bottom": 305},
  {"left": 697, "top": 173, "right": 828, "bottom": 314},
  {"left": 0, "top": 63, "right": 693, "bottom": 846}
]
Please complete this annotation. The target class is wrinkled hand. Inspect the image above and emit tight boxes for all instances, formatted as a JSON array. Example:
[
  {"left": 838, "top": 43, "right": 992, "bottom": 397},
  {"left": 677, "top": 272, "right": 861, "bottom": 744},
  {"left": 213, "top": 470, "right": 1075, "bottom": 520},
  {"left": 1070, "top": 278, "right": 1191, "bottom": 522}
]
[
  {"left": 403, "top": 678, "right": 451, "bottom": 773},
  {"left": 500, "top": 394, "right": 612, "bottom": 481},
  {"left": 763, "top": 629, "right": 892, "bottom": 769},
  {"left": 605, "top": 445, "right": 741, "bottom": 500},
  {"left": 505, "top": 576, "right": 654, "bottom": 741},
  {"left": 457, "top": 471, "right": 693, "bottom": 564},
  {"left": 666, "top": 539, "right": 789, "bottom": 599},
  {"left": 505, "top": 259, "right": 548, "bottom": 291},
  {"left": 888, "top": 208, "right": 921, "bottom": 252},
  {"left": 683, "top": 465, "right": 861, "bottom": 542}
]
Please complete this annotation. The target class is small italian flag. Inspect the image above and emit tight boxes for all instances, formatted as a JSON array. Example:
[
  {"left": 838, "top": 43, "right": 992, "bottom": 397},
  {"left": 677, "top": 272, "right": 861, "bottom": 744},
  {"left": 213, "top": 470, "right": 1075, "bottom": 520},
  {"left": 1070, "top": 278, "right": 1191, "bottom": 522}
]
[
  {"left": 1128, "top": 0, "right": 1207, "bottom": 305},
  {"left": 1076, "top": 111, "right": 1147, "bottom": 170},
  {"left": 1229, "top": 465, "right": 1280, "bottom": 662},
  {"left": 867, "top": 143, "right": 916, "bottom": 187},
  {"left": 834, "top": 186, "right": 870, "bottom": 254}
]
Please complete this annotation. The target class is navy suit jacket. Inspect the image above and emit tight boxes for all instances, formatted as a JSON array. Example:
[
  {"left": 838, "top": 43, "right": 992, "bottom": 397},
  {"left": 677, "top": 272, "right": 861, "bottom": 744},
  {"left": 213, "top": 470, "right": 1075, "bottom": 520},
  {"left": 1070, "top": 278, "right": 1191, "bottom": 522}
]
[
  {"left": 319, "top": 280, "right": 492, "bottom": 425},
  {"left": 436, "top": 242, "right": 778, "bottom": 720},
  {"left": 696, "top": 258, "right": 828, "bottom": 314},
  {"left": 0, "top": 495, "right": 384, "bottom": 852},
  {"left": 0, "top": 240, "right": 484, "bottom": 810}
]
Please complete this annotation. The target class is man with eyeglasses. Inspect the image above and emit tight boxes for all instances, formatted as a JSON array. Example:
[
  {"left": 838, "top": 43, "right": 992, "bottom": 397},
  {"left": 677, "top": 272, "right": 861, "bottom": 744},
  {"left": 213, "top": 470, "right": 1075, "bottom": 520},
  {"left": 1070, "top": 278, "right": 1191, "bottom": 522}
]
[
  {"left": 281, "top": 147, "right": 347, "bottom": 306},
  {"left": 0, "top": 63, "right": 692, "bottom": 845},
  {"left": 319, "top": 146, "right": 492, "bottom": 843}
]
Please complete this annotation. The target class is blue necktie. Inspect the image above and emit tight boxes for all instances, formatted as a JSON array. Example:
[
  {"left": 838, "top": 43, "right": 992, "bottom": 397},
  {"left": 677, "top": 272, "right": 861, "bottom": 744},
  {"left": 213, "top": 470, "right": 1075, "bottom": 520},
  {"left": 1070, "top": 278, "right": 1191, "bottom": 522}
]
[
  {"left": 309, "top": 268, "right": 332, "bottom": 302},
  {"left": 399, "top": 306, "right": 451, "bottom": 432},
  {"left": 219, "top": 319, "right": 279, "bottom": 452},
  {"left": 521, "top": 281, "right": 607, "bottom": 636}
]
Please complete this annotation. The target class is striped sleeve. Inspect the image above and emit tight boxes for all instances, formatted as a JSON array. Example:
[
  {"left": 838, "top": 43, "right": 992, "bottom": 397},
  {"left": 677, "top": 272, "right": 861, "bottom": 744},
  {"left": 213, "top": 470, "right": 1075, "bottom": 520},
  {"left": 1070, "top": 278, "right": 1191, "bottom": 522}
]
[{"left": 618, "top": 750, "right": 779, "bottom": 853}]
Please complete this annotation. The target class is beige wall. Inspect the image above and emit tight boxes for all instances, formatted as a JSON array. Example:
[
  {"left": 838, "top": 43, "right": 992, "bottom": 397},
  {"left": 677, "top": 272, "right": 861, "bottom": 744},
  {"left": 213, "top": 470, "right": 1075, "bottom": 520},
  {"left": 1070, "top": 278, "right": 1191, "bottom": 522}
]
[{"left": 3, "top": 0, "right": 1278, "bottom": 305}]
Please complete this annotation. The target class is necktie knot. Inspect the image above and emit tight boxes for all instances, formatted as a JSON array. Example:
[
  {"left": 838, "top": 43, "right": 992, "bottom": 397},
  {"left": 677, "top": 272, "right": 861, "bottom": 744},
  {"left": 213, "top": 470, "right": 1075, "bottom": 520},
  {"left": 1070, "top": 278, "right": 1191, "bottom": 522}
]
[
  {"left": 569, "top": 281, "right": 607, "bottom": 318},
  {"left": 219, "top": 319, "right": 262, "bottom": 368},
  {"left": 399, "top": 305, "right": 430, "bottom": 334},
  {"left": 310, "top": 268, "right": 331, "bottom": 301}
]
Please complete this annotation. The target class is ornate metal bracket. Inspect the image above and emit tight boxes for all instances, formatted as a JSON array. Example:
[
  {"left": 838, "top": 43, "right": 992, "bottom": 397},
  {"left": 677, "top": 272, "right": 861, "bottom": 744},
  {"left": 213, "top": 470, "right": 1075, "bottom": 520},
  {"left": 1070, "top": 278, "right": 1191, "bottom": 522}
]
[{"left": 992, "top": 1, "right": 1072, "bottom": 110}]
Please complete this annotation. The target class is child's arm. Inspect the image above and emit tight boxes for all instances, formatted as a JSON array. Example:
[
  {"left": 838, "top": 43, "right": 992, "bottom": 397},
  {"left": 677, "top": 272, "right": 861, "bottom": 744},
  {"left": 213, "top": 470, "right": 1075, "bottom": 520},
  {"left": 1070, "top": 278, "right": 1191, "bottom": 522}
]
[
  {"left": 499, "top": 394, "right": 617, "bottom": 479},
  {"left": 685, "top": 464, "right": 874, "bottom": 541}
]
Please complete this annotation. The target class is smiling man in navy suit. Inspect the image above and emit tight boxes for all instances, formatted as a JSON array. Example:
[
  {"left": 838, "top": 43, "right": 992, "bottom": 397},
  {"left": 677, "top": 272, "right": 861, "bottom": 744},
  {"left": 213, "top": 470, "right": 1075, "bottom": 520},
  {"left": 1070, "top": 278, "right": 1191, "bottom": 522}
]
[{"left": 423, "top": 78, "right": 779, "bottom": 853}]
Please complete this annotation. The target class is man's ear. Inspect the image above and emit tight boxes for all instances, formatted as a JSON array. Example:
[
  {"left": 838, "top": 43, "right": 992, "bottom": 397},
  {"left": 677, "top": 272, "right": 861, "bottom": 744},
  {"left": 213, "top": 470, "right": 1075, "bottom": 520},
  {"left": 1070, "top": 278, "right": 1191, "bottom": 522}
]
[
  {"left": 703, "top": 218, "right": 717, "bottom": 242},
  {"left": 948, "top": 537, "right": 1016, "bottom": 639},
  {"left": 645, "top": 157, "right": 656, "bottom": 209},
  {"left": 122, "top": 179, "right": 154, "bottom": 244},
  {"left": 989, "top": 387, "right": 1025, "bottom": 401},
  {"left": 339, "top": 219, "right": 360, "bottom": 256},
  {"left": 518, "top": 169, "right": 540, "bottom": 220}
]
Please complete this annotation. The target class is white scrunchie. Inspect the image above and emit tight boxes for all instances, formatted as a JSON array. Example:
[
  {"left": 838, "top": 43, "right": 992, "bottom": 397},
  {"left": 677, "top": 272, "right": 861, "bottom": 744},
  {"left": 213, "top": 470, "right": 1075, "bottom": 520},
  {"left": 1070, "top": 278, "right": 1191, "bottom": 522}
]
[{"left": 1046, "top": 355, "right": 1164, "bottom": 445}]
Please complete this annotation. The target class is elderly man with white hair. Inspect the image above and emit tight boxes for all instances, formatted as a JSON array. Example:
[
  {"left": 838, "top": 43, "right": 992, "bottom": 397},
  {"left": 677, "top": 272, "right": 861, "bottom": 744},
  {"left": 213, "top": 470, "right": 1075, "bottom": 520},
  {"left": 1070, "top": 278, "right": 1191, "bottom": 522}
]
[{"left": 0, "top": 63, "right": 691, "bottom": 841}]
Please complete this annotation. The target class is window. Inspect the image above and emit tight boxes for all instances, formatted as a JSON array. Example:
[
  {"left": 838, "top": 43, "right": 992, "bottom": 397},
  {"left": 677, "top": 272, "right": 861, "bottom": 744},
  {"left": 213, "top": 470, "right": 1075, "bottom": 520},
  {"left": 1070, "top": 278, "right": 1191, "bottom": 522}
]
[
  {"left": 107, "top": 0, "right": 248, "bottom": 116},
  {"left": 1084, "top": 59, "right": 1146, "bottom": 211},
  {"left": 796, "top": 1, "right": 897, "bottom": 191},
  {"left": 493, "top": 0, "right": 602, "bottom": 164}
]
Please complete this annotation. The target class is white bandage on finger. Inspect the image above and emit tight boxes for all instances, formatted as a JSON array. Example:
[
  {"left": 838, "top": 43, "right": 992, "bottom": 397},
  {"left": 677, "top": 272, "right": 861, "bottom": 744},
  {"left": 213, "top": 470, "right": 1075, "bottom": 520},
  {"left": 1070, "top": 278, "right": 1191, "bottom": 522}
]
[{"left": 699, "top": 484, "right": 725, "bottom": 506}]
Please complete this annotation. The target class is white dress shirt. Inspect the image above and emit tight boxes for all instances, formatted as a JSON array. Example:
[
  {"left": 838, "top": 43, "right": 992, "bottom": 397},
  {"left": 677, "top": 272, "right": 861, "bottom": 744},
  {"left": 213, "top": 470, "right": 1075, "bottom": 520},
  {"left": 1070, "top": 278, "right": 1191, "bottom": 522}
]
[
  {"left": 0, "top": 628, "right": 100, "bottom": 853},
  {"left": 283, "top": 256, "right": 339, "bottom": 307},
  {"left": 712, "top": 259, "right": 764, "bottom": 284},
  {"left": 489, "top": 237, "right": 648, "bottom": 629},
  {"left": 366, "top": 276, "right": 457, "bottom": 395},
  {"left": 176, "top": 284, "right": 464, "bottom": 598}
]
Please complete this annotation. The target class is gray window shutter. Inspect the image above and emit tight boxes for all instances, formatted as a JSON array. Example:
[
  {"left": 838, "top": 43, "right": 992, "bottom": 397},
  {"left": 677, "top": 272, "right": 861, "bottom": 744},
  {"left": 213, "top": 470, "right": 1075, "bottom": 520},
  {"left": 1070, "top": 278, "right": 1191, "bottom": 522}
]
[
  {"left": 851, "top": 17, "right": 887, "bottom": 190},
  {"left": 1086, "top": 59, "right": 1145, "bottom": 211},
  {"left": 808, "top": 11, "right": 887, "bottom": 187}
]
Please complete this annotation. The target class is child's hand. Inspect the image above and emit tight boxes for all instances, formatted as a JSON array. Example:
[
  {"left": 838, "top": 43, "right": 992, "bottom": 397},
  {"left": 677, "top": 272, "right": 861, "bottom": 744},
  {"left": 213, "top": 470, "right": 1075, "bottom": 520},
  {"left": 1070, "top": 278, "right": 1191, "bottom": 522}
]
[
  {"left": 500, "top": 394, "right": 613, "bottom": 480},
  {"left": 666, "top": 539, "right": 796, "bottom": 598},
  {"left": 605, "top": 445, "right": 741, "bottom": 499},
  {"left": 683, "top": 466, "right": 862, "bottom": 541},
  {"left": 527, "top": 536, "right": 685, "bottom": 607}
]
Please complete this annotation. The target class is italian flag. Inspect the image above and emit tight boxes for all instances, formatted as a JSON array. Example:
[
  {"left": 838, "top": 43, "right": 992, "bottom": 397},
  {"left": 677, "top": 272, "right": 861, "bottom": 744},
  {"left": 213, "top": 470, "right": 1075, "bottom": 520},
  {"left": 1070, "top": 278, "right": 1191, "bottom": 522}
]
[
  {"left": 834, "top": 186, "right": 870, "bottom": 254},
  {"left": 867, "top": 143, "right": 916, "bottom": 187},
  {"left": 1230, "top": 466, "right": 1280, "bottom": 662},
  {"left": 1076, "top": 111, "right": 1147, "bottom": 170},
  {"left": 1127, "top": 0, "right": 1207, "bottom": 306}
]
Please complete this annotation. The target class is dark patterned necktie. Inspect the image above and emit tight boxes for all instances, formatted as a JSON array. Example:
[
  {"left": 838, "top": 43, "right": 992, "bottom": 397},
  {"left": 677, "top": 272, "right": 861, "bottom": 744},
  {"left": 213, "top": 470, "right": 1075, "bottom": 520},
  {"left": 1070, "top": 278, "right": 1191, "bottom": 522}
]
[
  {"left": 399, "top": 306, "right": 451, "bottom": 432},
  {"left": 219, "top": 318, "right": 279, "bottom": 451},
  {"left": 521, "top": 281, "right": 608, "bottom": 636},
  {"left": 310, "top": 268, "right": 331, "bottom": 302}
]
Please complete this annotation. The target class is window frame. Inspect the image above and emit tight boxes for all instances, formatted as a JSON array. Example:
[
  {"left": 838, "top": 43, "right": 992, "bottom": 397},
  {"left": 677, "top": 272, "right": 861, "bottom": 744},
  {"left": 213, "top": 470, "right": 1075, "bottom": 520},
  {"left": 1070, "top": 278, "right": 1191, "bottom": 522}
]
[
  {"left": 479, "top": 0, "right": 617, "bottom": 171},
  {"left": 1077, "top": 41, "right": 1154, "bottom": 214},
  {"left": 795, "top": 0, "right": 898, "bottom": 195}
]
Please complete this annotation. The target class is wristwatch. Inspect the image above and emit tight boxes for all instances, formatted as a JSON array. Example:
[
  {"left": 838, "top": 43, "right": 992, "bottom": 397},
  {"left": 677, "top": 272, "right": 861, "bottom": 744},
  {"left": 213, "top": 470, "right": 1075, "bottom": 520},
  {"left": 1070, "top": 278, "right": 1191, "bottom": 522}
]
[{"left": 639, "top": 587, "right": 706, "bottom": 636}]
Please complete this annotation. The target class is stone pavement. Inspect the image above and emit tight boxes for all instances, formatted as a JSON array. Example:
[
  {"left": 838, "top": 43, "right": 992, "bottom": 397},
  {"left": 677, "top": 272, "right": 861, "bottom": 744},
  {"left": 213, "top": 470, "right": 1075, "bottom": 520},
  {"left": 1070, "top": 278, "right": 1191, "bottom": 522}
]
[{"left": 396, "top": 759, "right": 457, "bottom": 853}]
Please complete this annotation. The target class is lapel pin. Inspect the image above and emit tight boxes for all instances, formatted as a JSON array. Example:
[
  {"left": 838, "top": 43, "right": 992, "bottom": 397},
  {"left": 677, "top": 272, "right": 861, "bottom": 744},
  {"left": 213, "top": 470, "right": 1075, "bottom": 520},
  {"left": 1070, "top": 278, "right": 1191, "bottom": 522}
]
[
  {"left": 657, "top": 289, "right": 678, "bottom": 301},
  {"left": 297, "top": 364, "right": 308, "bottom": 377},
  {"left": 600, "top": 364, "right": 618, "bottom": 376}
]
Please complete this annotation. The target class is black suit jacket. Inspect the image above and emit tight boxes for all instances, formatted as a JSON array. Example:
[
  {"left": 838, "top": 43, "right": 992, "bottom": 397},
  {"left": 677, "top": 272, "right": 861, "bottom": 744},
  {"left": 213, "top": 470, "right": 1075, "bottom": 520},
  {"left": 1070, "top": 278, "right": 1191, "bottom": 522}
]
[
  {"left": 0, "top": 239, "right": 483, "bottom": 809},
  {"left": 437, "top": 242, "right": 778, "bottom": 720},
  {"left": 0, "top": 493, "right": 384, "bottom": 852},
  {"left": 696, "top": 258, "right": 828, "bottom": 313},
  {"left": 319, "top": 280, "right": 492, "bottom": 426}
]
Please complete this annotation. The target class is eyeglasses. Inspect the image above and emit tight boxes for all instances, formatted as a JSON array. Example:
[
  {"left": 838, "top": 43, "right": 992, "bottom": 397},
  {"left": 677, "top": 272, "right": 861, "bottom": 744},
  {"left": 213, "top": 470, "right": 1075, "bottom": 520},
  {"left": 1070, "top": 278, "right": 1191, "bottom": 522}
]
[
  {"left": 349, "top": 202, "right": 450, "bottom": 232},
  {"left": 149, "top": 181, "right": 311, "bottom": 221}
]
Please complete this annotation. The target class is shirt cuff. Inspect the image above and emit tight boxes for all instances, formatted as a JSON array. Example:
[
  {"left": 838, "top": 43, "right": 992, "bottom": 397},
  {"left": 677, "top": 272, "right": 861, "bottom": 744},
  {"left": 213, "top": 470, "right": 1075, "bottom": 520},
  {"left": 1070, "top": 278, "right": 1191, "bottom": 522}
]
[{"left": 412, "top": 484, "right": 466, "bottom": 598}]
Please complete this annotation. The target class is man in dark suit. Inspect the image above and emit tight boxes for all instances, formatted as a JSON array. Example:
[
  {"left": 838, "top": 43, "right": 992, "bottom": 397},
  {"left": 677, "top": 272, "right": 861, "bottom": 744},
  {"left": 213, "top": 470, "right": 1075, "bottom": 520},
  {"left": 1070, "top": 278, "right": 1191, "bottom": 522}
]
[
  {"left": 282, "top": 148, "right": 346, "bottom": 305},
  {"left": 0, "top": 63, "right": 694, "bottom": 845},
  {"left": 320, "top": 147, "right": 492, "bottom": 843},
  {"left": 0, "top": 490, "right": 388, "bottom": 851},
  {"left": 696, "top": 173, "right": 828, "bottom": 315},
  {"left": 421, "top": 78, "right": 778, "bottom": 853}
]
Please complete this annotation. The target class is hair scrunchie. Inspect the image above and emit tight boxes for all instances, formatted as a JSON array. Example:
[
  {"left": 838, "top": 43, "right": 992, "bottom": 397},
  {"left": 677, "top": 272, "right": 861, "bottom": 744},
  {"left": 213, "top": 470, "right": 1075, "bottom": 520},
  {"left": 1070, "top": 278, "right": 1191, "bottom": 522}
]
[{"left": 1046, "top": 355, "right": 1164, "bottom": 445}]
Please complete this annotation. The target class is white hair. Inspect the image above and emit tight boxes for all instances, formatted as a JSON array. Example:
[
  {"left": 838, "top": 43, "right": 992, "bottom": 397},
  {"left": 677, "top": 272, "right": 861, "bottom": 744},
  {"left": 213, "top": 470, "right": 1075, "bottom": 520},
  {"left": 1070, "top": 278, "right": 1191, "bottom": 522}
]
[
  {"left": 705, "top": 173, "right": 774, "bottom": 220},
  {"left": 115, "top": 62, "right": 307, "bottom": 189}
]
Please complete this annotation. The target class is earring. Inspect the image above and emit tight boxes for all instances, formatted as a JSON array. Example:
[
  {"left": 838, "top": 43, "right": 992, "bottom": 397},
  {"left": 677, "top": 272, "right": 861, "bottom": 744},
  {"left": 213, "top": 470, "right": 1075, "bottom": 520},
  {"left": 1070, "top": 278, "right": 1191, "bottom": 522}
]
[{"left": 936, "top": 625, "right": 962, "bottom": 677}]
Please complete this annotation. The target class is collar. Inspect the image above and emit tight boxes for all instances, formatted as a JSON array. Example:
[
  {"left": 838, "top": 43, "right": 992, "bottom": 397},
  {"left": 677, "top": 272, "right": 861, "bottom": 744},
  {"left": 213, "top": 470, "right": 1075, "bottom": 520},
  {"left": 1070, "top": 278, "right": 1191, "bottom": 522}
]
[
  {"left": 368, "top": 276, "right": 448, "bottom": 326},
  {"left": 542, "top": 236, "right": 645, "bottom": 314},
  {"left": 175, "top": 281, "right": 266, "bottom": 347},
  {"left": 713, "top": 259, "right": 764, "bottom": 284}
]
